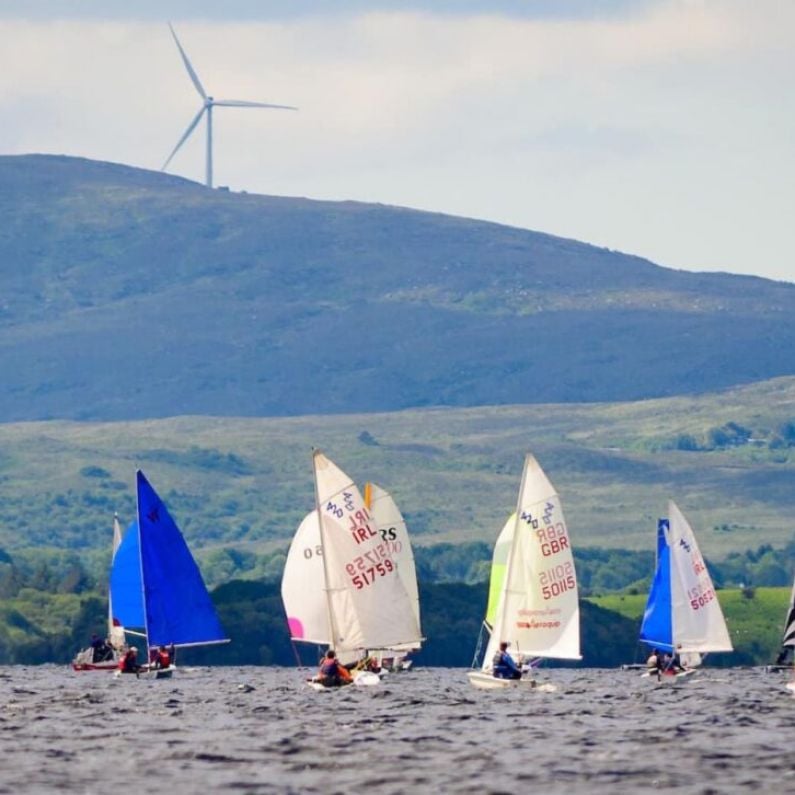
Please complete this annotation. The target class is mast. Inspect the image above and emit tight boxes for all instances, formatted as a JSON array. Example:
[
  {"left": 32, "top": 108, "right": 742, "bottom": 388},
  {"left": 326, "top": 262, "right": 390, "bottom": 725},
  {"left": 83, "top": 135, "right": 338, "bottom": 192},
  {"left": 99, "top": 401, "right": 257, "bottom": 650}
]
[
  {"left": 134, "top": 472, "right": 151, "bottom": 661},
  {"left": 496, "top": 454, "right": 530, "bottom": 652},
  {"left": 313, "top": 450, "right": 339, "bottom": 651}
]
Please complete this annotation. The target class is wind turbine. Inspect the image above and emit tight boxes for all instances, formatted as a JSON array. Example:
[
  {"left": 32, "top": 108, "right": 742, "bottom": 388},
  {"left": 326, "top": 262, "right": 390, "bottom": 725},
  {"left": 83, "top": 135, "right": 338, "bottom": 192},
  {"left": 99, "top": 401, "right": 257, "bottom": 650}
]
[{"left": 162, "top": 23, "right": 297, "bottom": 188}]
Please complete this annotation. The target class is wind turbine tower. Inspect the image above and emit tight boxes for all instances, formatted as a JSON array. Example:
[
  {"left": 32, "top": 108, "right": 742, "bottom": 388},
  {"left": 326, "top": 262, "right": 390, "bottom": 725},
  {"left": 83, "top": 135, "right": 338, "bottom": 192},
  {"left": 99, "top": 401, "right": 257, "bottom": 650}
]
[{"left": 162, "top": 23, "right": 297, "bottom": 188}]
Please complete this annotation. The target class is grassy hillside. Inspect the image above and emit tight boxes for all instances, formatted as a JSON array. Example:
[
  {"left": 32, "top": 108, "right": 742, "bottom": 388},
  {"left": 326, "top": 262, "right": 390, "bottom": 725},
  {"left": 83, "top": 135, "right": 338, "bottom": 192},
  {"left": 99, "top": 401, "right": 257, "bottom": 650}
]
[
  {"left": 591, "top": 587, "right": 790, "bottom": 665},
  {"left": 0, "top": 377, "right": 792, "bottom": 573},
  {"left": 1, "top": 155, "right": 794, "bottom": 422}
]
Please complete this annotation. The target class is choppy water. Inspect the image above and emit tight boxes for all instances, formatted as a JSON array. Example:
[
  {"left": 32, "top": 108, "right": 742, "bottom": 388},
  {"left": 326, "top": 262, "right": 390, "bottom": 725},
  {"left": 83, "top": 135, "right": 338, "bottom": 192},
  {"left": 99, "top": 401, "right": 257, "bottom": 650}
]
[{"left": 1, "top": 666, "right": 794, "bottom": 794}]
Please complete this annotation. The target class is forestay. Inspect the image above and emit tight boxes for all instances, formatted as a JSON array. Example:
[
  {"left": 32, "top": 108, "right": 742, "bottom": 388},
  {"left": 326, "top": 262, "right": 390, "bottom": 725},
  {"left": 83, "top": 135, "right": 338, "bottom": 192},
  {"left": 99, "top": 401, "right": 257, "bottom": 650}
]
[
  {"left": 482, "top": 454, "right": 580, "bottom": 667},
  {"left": 313, "top": 451, "right": 421, "bottom": 656}
]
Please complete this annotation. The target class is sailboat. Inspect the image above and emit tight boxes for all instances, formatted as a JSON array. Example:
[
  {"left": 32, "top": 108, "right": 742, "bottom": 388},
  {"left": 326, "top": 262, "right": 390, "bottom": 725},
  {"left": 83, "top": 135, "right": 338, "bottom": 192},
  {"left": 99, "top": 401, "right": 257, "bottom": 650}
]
[
  {"left": 639, "top": 501, "right": 732, "bottom": 678},
  {"left": 281, "top": 451, "right": 422, "bottom": 687},
  {"left": 770, "top": 578, "right": 795, "bottom": 671},
  {"left": 107, "top": 470, "right": 229, "bottom": 676},
  {"left": 71, "top": 513, "right": 126, "bottom": 672},
  {"left": 468, "top": 453, "right": 581, "bottom": 690}
]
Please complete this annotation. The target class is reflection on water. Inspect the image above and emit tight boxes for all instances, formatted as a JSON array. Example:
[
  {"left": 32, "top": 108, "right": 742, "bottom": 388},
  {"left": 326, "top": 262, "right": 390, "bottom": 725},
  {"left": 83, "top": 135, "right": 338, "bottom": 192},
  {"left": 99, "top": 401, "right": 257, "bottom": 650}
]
[{"left": 0, "top": 666, "right": 793, "bottom": 793}]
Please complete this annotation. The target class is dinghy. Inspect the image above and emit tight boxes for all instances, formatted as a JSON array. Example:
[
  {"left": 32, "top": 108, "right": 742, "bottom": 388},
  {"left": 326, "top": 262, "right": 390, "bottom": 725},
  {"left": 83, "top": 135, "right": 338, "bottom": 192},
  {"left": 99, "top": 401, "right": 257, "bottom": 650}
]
[
  {"left": 468, "top": 453, "right": 581, "bottom": 690},
  {"left": 639, "top": 502, "right": 732, "bottom": 680},
  {"left": 72, "top": 514, "right": 126, "bottom": 671},
  {"left": 282, "top": 451, "right": 422, "bottom": 688},
  {"left": 109, "top": 470, "right": 229, "bottom": 678},
  {"left": 767, "top": 577, "right": 795, "bottom": 672}
]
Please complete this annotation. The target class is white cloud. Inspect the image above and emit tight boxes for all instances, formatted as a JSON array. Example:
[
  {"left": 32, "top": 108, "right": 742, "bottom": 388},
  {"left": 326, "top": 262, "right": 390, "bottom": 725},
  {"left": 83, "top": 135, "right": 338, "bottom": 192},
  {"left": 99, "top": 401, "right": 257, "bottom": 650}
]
[{"left": 0, "top": 1, "right": 793, "bottom": 281}]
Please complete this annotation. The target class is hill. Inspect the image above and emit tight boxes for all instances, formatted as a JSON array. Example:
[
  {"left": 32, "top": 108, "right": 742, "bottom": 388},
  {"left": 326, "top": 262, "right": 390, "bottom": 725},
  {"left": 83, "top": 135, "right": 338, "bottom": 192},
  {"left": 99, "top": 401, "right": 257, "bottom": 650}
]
[
  {"left": 1, "top": 154, "right": 794, "bottom": 422},
  {"left": 0, "top": 376, "right": 792, "bottom": 576}
]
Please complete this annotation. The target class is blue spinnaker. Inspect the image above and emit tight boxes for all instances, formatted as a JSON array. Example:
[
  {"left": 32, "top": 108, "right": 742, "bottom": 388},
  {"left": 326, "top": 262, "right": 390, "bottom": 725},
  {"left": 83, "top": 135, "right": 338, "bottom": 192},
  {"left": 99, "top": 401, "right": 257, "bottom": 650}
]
[
  {"left": 137, "top": 470, "right": 228, "bottom": 648},
  {"left": 109, "top": 520, "right": 145, "bottom": 629},
  {"left": 639, "top": 519, "right": 673, "bottom": 651}
]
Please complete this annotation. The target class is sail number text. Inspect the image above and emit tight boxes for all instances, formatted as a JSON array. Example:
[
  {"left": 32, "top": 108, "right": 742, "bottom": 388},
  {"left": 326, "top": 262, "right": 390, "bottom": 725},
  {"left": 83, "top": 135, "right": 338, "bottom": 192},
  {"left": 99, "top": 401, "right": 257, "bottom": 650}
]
[
  {"left": 687, "top": 583, "right": 716, "bottom": 611},
  {"left": 539, "top": 562, "right": 576, "bottom": 600},
  {"left": 533, "top": 522, "right": 570, "bottom": 557},
  {"left": 346, "top": 544, "right": 395, "bottom": 589}
]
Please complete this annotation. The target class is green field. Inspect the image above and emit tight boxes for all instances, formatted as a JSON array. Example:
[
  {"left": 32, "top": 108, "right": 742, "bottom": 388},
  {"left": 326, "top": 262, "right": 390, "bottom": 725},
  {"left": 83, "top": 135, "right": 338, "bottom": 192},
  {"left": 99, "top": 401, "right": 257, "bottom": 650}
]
[{"left": 590, "top": 586, "right": 791, "bottom": 664}]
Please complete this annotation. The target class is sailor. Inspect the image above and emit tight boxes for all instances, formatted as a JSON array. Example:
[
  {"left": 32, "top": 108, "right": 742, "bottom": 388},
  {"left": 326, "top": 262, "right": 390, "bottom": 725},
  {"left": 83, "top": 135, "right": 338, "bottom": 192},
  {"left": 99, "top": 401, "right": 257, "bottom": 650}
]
[
  {"left": 665, "top": 647, "right": 685, "bottom": 674},
  {"left": 646, "top": 649, "right": 662, "bottom": 673},
  {"left": 314, "top": 650, "right": 353, "bottom": 687},
  {"left": 154, "top": 645, "right": 171, "bottom": 669},
  {"left": 119, "top": 646, "right": 140, "bottom": 674},
  {"left": 90, "top": 634, "right": 113, "bottom": 663},
  {"left": 492, "top": 641, "right": 522, "bottom": 680}
]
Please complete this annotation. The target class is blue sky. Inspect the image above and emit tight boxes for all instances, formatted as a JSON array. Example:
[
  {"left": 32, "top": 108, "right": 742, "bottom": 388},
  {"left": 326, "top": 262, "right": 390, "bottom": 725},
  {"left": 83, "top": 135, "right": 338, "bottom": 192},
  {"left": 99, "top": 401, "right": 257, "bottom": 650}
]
[{"left": 0, "top": 1, "right": 792, "bottom": 282}]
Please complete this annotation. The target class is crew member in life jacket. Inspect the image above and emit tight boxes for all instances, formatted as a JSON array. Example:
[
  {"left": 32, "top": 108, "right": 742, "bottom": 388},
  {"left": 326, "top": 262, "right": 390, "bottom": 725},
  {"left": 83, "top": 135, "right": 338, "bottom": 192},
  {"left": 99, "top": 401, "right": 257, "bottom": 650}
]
[
  {"left": 90, "top": 634, "right": 113, "bottom": 663},
  {"left": 492, "top": 641, "right": 522, "bottom": 680},
  {"left": 314, "top": 650, "right": 353, "bottom": 687},
  {"left": 153, "top": 645, "right": 171, "bottom": 670},
  {"left": 646, "top": 649, "right": 663, "bottom": 674},
  {"left": 119, "top": 646, "right": 141, "bottom": 675}
]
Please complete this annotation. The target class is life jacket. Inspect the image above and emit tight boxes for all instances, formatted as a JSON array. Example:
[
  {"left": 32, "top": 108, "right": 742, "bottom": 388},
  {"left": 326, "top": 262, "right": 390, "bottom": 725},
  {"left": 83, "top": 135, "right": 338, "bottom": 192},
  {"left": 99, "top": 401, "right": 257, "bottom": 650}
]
[
  {"left": 158, "top": 651, "right": 171, "bottom": 668},
  {"left": 120, "top": 653, "right": 137, "bottom": 672},
  {"left": 320, "top": 659, "right": 340, "bottom": 678}
]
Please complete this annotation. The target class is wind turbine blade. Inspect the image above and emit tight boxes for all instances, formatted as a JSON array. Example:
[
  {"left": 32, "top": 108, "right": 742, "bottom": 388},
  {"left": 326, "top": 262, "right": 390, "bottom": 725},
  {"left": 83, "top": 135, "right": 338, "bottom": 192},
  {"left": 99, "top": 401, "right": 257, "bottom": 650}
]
[
  {"left": 213, "top": 99, "right": 298, "bottom": 110},
  {"left": 168, "top": 22, "right": 207, "bottom": 100},
  {"left": 161, "top": 106, "right": 206, "bottom": 171}
]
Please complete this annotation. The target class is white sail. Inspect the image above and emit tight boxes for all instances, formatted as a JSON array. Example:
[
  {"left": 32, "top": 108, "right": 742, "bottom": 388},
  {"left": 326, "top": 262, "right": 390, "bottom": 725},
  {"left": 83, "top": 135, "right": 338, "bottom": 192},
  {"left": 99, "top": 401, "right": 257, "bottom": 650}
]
[
  {"left": 781, "top": 578, "right": 795, "bottom": 648},
  {"left": 313, "top": 451, "right": 422, "bottom": 656},
  {"left": 668, "top": 501, "right": 732, "bottom": 653},
  {"left": 107, "top": 514, "right": 126, "bottom": 650},
  {"left": 364, "top": 482, "right": 421, "bottom": 646},
  {"left": 482, "top": 454, "right": 580, "bottom": 669},
  {"left": 281, "top": 510, "right": 329, "bottom": 645}
]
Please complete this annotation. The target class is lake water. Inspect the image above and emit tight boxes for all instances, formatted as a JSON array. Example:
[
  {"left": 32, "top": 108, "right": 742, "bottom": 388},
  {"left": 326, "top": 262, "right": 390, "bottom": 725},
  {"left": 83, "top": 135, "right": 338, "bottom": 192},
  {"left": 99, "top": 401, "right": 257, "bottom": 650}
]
[{"left": 1, "top": 666, "right": 793, "bottom": 794}]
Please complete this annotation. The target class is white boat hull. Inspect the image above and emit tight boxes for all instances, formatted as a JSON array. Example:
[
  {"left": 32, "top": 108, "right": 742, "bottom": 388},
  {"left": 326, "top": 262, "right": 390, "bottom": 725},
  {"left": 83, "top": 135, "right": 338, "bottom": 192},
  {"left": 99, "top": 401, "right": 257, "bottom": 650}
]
[
  {"left": 640, "top": 668, "right": 696, "bottom": 682},
  {"left": 467, "top": 670, "right": 536, "bottom": 690}
]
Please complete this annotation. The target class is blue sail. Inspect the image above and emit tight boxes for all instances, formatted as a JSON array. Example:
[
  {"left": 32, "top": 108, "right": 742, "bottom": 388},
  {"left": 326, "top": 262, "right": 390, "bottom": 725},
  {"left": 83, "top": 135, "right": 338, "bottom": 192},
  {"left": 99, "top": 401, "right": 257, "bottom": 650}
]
[
  {"left": 639, "top": 519, "right": 673, "bottom": 651},
  {"left": 137, "top": 470, "right": 228, "bottom": 648},
  {"left": 109, "top": 520, "right": 146, "bottom": 629}
]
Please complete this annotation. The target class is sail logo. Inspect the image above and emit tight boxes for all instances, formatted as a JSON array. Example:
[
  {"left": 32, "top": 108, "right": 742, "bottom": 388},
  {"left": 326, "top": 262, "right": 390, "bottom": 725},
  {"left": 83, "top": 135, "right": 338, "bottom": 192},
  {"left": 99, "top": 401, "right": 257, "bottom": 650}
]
[
  {"left": 147, "top": 507, "right": 160, "bottom": 523},
  {"left": 520, "top": 510, "right": 539, "bottom": 529},
  {"left": 678, "top": 538, "right": 691, "bottom": 553}
]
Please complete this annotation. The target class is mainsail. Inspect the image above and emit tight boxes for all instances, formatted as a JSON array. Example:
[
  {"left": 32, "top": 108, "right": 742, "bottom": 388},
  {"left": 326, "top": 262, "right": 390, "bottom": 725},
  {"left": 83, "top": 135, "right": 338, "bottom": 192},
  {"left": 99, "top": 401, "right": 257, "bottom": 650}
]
[
  {"left": 480, "top": 453, "right": 580, "bottom": 669},
  {"left": 640, "top": 501, "right": 732, "bottom": 655},
  {"left": 107, "top": 513, "right": 127, "bottom": 649},
  {"left": 781, "top": 579, "right": 795, "bottom": 650},
  {"left": 109, "top": 470, "right": 228, "bottom": 653},
  {"left": 311, "top": 451, "right": 421, "bottom": 656},
  {"left": 364, "top": 481, "right": 422, "bottom": 650}
]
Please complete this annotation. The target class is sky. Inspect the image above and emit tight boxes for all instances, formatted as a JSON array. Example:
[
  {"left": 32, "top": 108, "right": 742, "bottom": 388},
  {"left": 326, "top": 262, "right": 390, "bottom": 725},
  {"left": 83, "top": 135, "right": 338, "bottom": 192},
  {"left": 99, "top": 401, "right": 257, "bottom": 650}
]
[{"left": 0, "top": 1, "right": 792, "bottom": 283}]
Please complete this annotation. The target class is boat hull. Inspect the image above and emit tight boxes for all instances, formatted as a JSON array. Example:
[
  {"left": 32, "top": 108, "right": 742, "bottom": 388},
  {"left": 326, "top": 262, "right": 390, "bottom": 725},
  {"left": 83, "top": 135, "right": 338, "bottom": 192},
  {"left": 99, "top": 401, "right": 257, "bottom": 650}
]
[
  {"left": 72, "top": 661, "right": 119, "bottom": 672},
  {"left": 467, "top": 670, "right": 536, "bottom": 690},
  {"left": 640, "top": 668, "right": 697, "bottom": 682}
]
